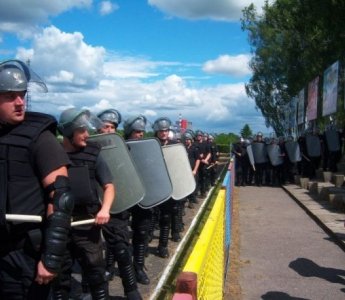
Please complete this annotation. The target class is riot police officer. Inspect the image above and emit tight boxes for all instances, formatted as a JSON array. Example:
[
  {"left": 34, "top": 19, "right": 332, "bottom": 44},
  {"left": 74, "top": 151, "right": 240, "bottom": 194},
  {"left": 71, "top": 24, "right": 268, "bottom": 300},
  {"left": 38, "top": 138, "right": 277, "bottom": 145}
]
[
  {"left": 207, "top": 134, "right": 219, "bottom": 186},
  {"left": 195, "top": 130, "right": 211, "bottom": 196},
  {"left": 182, "top": 131, "right": 200, "bottom": 208},
  {"left": 232, "top": 137, "right": 249, "bottom": 186},
  {"left": 98, "top": 108, "right": 122, "bottom": 133},
  {"left": 124, "top": 115, "right": 152, "bottom": 285},
  {"left": 0, "top": 60, "right": 74, "bottom": 299},
  {"left": 51, "top": 108, "right": 115, "bottom": 300},
  {"left": 153, "top": 117, "right": 180, "bottom": 258},
  {"left": 97, "top": 109, "right": 143, "bottom": 299}
]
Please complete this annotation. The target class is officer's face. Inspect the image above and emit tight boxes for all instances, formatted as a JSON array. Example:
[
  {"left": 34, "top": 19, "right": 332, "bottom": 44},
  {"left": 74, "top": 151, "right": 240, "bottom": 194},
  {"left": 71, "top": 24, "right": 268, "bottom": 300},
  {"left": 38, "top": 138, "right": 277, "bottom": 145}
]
[
  {"left": 0, "top": 91, "right": 26, "bottom": 125},
  {"left": 157, "top": 129, "right": 169, "bottom": 141},
  {"left": 99, "top": 121, "right": 116, "bottom": 133},
  {"left": 130, "top": 130, "right": 144, "bottom": 140},
  {"left": 72, "top": 127, "right": 89, "bottom": 148},
  {"left": 185, "top": 138, "right": 192, "bottom": 146}
]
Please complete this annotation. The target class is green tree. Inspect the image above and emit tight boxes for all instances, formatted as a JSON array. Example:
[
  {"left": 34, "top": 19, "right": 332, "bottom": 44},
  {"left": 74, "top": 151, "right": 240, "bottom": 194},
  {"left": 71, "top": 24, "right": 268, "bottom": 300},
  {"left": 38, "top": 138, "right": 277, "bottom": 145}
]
[
  {"left": 240, "top": 124, "right": 253, "bottom": 138},
  {"left": 241, "top": 1, "right": 345, "bottom": 135}
]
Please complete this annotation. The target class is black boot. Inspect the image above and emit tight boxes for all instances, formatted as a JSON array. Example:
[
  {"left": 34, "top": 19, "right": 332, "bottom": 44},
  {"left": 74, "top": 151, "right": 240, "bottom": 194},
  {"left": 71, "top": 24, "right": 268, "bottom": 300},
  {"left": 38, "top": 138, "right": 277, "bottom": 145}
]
[
  {"left": 126, "top": 289, "right": 143, "bottom": 300},
  {"left": 156, "top": 224, "right": 170, "bottom": 258},
  {"left": 116, "top": 246, "right": 141, "bottom": 299},
  {"left": 133, "top": 243, "right": 150, "bottom": 285},
  {"left": 50, "top": 289, "right": 69, "bottom": 300},
  {"left": 156, "top": 245, "right": 169, "bottom": 258},
  {"left": 89, "top": 283, "right": 108, "bottom": 300},
  {"left": 105, "top": 246, "right": 115, "bottom": 281}
]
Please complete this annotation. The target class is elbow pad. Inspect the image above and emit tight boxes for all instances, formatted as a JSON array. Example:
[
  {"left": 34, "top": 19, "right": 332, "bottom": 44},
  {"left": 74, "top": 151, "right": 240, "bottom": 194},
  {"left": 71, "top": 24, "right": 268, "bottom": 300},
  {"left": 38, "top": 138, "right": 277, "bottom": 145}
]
[{"left": 42, "top": 176, "right": 74, "bottom": 273}]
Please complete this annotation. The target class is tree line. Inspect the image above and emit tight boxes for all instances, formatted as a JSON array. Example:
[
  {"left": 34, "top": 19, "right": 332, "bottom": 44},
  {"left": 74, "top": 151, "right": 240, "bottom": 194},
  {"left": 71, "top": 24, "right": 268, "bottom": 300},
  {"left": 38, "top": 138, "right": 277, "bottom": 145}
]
[{"left": 241, "top": 0, "right": 345, "bottom": 136}]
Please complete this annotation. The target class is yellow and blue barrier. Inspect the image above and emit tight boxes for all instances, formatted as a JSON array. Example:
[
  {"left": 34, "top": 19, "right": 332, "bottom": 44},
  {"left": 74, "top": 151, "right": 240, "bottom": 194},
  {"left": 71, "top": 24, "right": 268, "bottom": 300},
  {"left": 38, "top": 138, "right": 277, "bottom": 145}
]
[{"left": 173, "top": 160, "right": 234, "bottom": 300}]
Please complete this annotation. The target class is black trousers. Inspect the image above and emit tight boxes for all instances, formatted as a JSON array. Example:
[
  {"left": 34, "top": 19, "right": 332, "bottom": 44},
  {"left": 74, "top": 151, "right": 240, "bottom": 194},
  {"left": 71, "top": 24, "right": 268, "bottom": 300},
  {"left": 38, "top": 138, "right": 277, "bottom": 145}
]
[
  {"left": 0, "top": 242, "right": 50, "bottom": 300},
  {"left": 51, "top": 225, "right": 107, "bottom": 296}
]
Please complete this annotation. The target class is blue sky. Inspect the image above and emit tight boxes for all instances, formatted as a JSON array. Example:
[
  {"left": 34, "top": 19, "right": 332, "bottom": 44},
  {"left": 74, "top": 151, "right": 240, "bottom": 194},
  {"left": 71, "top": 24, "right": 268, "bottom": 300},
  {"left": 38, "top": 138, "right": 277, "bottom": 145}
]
[{"left": 0, "top": 0, "right": 270, "bottom": 135}]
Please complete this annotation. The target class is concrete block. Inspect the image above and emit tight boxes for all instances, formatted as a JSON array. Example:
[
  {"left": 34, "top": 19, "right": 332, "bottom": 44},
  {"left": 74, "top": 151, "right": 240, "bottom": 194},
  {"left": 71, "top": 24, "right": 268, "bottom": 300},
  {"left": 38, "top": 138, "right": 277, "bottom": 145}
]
[
  {"left": 308, "top": 181, "right": 318, "bottom": 194},
  {"left": 294, "top": 175, "right": 301, "bottom": 185},
  {"left": 300, "top": 177, "right": 309, "bottom": 189},
  {"left": 329, "top": 194, "right": 345, "bottom": 212},
  {"left": 323, "top": 171, "right": 332, "bottom": 182},
  {"left": 333, "top": 174, "right": 344, "bottom": 187}
]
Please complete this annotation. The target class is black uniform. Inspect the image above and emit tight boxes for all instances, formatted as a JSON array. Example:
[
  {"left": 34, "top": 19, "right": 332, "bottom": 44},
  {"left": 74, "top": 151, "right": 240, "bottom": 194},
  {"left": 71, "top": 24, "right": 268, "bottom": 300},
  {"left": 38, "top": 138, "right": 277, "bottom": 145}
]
[
  {"left": 185, "top": 142, "right": 200, "bottom": 206},
  {"left": 0, "top": 112, "right": 70, "bottom": 300},
  {"left": 51, "top": 142, "right": 111, "bottom": 300},
  {"left": 155, "top": 139, "right": 180, "bottom": 258},
  {"left": 232, "top": 141, "right": 249, "bottom": 186},
  {"left": 196, "top": 140, "right": 211, "bottom": 196},
  {"left": 208, "top": 140, "right": 219, "bottom": 186}
]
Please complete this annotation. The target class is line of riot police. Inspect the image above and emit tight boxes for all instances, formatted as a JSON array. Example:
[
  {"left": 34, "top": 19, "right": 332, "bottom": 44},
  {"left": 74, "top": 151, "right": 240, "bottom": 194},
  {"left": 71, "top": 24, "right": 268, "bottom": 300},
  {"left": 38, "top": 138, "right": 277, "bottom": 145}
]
[
  {"left": 0, "top": 59, "right": 223, "bottom": 300},
  {"left": 232, "top": 127, "right": 344, "bottom": 187}
]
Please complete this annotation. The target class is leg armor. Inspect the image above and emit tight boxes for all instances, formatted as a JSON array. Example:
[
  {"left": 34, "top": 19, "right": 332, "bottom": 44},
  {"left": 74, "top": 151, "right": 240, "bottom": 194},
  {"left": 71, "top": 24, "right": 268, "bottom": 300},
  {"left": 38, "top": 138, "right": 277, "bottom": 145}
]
[{"left": 42, "top": 176, "right": 74, "bottom": 273}]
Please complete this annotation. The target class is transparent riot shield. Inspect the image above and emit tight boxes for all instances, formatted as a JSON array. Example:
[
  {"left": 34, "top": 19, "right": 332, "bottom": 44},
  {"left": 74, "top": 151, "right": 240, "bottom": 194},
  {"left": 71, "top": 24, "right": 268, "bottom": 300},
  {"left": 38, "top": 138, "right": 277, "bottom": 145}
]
[
  {"left": 162, "top": 143, "right": 196, "bottom": 200},
  {"left": 252, "top": 143, "right": 268, "bottom": 164},
  {"left": 88, "top": 133, "right": 145, "bottom": 213},
  {"left": 285, "top": 141, "right": 302, "bottom": 163},
  {"left": 305, "top": 134, "right": 321, "bottom": 157},
  {"left": 266, "top": 144, "right": 284, "bottom": 166},
  {"left": 325, "top": 129, "right": 340, "bottom": 152},
  {"left": 126, "top": 138, "right": 173, "bottom": 209}
]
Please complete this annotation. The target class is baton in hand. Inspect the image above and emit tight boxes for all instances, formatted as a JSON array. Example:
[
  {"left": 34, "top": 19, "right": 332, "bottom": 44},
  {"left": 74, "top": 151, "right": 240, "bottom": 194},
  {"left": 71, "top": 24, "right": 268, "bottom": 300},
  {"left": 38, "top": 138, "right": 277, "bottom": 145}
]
[{"left": 6, "top": 214, "right": 95, "bottom": 227}]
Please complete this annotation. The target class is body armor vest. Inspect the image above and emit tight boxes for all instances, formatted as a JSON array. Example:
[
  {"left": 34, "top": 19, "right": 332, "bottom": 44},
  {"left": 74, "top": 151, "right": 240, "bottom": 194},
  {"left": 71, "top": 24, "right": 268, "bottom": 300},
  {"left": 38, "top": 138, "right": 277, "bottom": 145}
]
[
  {"left": 0, "top": 112, "right": 56, "bottom": 235},
  {"left": 67, "top": 142, "right": 101, "bottom": 215},
  {"left": 186, "top": 144, "right": 198, "bottom": 168}
]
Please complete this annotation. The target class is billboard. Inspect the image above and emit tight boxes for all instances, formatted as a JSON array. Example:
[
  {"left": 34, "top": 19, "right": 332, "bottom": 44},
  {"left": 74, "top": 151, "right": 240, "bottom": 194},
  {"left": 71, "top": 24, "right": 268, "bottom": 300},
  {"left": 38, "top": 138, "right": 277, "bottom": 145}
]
[
  {"left": 297, "top": 89, "right": 305, "bottom": 125},
  {"left": 307, "top": 76, "right": 319, "bottom": 121},
  {"left": 289, "top": 96, "right": 297, "bottom": 129},
  {"left": 322, "top": 61, "right": 339, "bottom": 116}
]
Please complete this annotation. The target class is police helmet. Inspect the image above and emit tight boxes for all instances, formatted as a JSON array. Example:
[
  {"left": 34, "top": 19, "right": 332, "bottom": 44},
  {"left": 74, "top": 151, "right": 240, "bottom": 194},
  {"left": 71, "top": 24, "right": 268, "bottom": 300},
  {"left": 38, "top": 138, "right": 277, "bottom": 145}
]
[
  {"left": 195, "top": 130, "right": 203, "bottom": 137},
  {"left": 0, "top": 59, "right": 47, "bottom": 93},
  {"left": 58, "top": 108, "right": 102, "bottom": 138},
  {"left": 97, "top": 109, "right": 122, "bottom": 127},
  {"left": 257, "top": 131, "right": 263, "bottom": 137},
  {"left": 123, "top": 114, "right": 147, "bottom": 136},
  {"left": 152, "top": 117, "right": 171, "bottom": 132},
  {"left": 184, "top": 129, "right": 195, "bottom": 138},
  {"left": 182, "top": 131, "right": 194, "bottom": 141}
]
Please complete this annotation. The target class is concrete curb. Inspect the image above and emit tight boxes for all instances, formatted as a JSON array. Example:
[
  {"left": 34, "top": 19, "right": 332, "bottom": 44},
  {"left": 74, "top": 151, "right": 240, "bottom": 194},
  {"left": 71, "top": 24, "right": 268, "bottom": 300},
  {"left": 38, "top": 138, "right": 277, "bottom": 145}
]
[{"left": 282, "top": 184, "right": 345, "bottom": 252}]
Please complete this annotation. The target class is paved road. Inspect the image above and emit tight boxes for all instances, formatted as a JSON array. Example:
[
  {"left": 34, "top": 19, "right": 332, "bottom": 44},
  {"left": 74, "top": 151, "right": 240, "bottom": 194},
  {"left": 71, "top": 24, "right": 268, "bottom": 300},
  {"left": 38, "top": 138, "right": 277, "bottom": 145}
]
[{"left": 238, "top": 185, "right": 345, "bottom": 300}]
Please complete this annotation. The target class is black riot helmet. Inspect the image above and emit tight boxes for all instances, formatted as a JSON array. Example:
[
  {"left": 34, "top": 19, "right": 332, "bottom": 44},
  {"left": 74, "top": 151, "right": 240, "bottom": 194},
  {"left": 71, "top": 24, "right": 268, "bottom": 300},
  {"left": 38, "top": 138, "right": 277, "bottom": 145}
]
[
  {"left": 123, "top": 114, "right": 147, "bottom": 137},
  {"left": 195, "top": 130, "right": 203, "bottom": 137},
  {"left": 58, "top": 108, "right": 103, "bottom": 138},
  {"left": 97, "top": 109, "right": 122, "bottom": 128},
  {"left": 0, "top": 59, "right": 47, "bottom": 93},
  {"left": 152, "top": 117, "right": 171, "bottom": 133},
  {"left": 182, "top": 131, "right": 194, "bottom": 141}
]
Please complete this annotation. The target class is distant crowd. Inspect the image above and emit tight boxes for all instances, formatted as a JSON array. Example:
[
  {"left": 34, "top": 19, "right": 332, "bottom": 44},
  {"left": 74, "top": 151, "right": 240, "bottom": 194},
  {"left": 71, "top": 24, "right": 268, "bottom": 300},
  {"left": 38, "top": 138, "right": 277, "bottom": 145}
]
[{"left": 231, "top": 128, "right": 344, "bottom": 187}]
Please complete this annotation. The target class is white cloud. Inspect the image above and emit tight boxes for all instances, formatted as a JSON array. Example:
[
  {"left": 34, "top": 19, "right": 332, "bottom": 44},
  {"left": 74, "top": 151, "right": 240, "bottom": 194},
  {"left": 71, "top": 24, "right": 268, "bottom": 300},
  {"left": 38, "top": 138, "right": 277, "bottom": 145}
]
[
  {"left": 99, "top": 1, "right": 119, "bottom": 16},
  {"left": 203, "top": 54, "right": 251, "bottom": 77},
  {"left": 31, "top": 68, "right": 267, "bottom": 134},
  {"left": 0, "top": 1, "right": 91, "bottom": 38},
  {"left": 148, "top": 0, "right": 267, "bottom": 21},
  {"left": 16, "top": 26, "right": 105, "bottom": 91}
]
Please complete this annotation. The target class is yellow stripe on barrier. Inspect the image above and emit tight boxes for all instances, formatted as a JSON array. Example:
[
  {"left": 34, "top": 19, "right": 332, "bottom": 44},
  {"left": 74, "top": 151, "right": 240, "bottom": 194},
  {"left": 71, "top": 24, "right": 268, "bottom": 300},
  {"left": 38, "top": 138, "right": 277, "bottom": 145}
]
[{"left": 183, "top": 189, "right": 226, "bottom": 299}]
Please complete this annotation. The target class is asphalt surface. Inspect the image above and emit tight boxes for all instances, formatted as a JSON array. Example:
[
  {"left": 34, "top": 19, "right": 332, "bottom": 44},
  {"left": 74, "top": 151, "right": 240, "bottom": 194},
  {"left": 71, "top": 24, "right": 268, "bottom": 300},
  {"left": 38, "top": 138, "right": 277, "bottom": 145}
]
[{"left": 237, "top": 184, "right": 345, "bottom": 300}]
